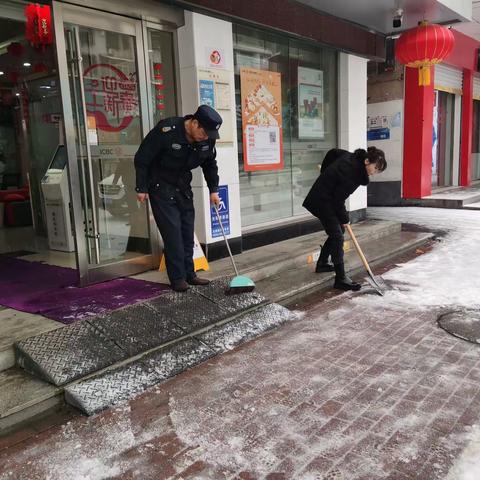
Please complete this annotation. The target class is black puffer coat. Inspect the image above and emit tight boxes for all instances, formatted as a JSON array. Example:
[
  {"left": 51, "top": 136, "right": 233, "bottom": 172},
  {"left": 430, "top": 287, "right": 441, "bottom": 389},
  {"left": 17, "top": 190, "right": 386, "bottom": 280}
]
[{"left": 303, "top": 149, "right": 370, "bottom": 225}]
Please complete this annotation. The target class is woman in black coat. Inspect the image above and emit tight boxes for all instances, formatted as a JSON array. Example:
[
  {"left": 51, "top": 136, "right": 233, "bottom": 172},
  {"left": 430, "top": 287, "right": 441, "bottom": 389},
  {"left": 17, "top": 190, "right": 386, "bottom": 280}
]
[{"left": 303, "top": 147, "right": 387, "bottom": 291}]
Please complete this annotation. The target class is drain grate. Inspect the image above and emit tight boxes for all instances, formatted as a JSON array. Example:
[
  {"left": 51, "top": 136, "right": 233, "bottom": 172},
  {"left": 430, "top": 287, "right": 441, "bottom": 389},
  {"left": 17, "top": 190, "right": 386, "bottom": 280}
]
[{"left": 438, "top": 309, "right": 480, "bottom": 344}]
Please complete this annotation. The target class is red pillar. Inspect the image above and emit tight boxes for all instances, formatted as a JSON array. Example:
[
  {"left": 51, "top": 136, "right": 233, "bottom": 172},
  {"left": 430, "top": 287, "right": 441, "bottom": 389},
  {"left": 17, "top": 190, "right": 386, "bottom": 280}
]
[
  {"left": 402, "top": 66, "right": 435, "bottom": 198},
  {"left": 460, "top": 68, "right": 473, "bottom": 186}
]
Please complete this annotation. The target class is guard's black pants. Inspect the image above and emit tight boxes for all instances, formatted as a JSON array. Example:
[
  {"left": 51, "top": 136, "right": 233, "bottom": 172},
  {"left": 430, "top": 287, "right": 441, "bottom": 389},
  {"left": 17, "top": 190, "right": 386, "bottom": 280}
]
[
  {"left": 149, "top": 189, "right": 196, "bottom": 284},
  {"left": 318, "top": 215, "right": 345, "bottom": 265}
]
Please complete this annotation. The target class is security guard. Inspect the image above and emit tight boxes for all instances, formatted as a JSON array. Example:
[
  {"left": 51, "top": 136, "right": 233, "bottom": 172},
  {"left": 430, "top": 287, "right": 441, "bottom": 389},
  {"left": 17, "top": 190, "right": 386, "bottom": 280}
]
[{"left": 134, "top": 105, "right": 222, "bottom": 292}]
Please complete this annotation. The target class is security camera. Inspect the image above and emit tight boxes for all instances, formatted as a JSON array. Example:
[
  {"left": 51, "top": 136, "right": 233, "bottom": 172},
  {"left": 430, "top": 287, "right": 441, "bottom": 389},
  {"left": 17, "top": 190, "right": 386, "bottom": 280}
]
[{"left": 393, "top": 8, "right": 403, "bottom": 28}]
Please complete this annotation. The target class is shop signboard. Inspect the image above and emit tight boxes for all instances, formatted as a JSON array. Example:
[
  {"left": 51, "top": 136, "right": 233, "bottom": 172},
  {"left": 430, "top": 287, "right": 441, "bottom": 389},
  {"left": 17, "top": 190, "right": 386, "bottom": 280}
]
[
  {"left": 240, "top": 67, "right": 283, "bottom": 171},
  {"left": 298, "top": 67, "right": 324, "bottom": 139}
]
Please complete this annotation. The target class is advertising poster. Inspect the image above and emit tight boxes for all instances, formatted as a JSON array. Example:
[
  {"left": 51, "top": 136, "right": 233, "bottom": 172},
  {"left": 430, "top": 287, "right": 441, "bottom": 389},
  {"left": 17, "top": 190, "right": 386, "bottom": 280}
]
[
  {"left": 240, "top": 67, "right": 283, "bottom": 171},
  {"left": 367, "top": 114, "right": 390, "bottom": 141},
  {"left": 210, "top": 185, "right": 230, "bottom": 238},
  {"left": 298, "top": 67, "right": 324, "bottom": 139}
]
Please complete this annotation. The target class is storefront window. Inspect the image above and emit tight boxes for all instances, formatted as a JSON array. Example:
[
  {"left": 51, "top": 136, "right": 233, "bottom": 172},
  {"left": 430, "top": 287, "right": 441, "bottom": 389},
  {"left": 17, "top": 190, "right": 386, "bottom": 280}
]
[
  {"left": 233, "top": 25, "right": 337, "bottom": 227},
  {"left": 472, "top": 100, "right": 480, "bottom": 180}
]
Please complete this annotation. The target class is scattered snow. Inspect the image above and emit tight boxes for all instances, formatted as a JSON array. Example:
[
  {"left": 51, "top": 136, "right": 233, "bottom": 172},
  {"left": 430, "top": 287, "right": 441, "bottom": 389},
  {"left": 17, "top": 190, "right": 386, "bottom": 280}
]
[
  {"left": 446, "top": 425, "right": 480, "bottom": 480},
  {"left": 1, "top": 207, "right": 479, "bottom": 479},
  {"left": 360, "top": 207, "right": 480, "bottom": 312}
]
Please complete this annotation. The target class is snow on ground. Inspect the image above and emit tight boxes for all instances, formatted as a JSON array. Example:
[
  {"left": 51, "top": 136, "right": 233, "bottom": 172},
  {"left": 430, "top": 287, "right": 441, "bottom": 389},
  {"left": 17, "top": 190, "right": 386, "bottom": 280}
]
[
  {"left": 360, "top": 207, "right": 480, "bottom": 312},
  {"left": 368, "top": 207, "right": 480, "bottom": 480},
  {"left": 1, "top": 207, "right": 479, "bottom": 479}
]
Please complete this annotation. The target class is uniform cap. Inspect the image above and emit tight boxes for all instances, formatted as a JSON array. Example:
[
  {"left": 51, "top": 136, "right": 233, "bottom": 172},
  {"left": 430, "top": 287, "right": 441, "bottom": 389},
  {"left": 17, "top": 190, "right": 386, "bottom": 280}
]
[{"left": 193, "top": 105, "right": 223, "bottom": 139}]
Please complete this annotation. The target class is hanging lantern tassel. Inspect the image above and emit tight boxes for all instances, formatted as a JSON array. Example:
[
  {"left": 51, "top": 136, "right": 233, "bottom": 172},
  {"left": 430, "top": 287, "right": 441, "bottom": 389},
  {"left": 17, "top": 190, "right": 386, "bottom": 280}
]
[
  {"left": 418, "top": 64, "right": 431, "bottom": 86},
  {"left": 396, "top": 21, "right": 455, "bottom": 88}
]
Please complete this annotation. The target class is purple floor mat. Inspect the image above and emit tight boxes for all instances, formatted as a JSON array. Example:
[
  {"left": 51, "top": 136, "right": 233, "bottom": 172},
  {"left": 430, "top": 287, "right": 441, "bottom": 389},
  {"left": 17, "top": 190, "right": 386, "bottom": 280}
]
[{"left": 0, "top": 257, "right": 169, "bottom": 324}]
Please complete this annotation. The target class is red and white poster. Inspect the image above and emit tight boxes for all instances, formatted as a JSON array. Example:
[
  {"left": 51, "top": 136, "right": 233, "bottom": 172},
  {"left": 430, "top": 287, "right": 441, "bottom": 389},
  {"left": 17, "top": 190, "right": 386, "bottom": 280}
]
[{"left": 240, "top": 68, "right": 283, "bottom": 172}]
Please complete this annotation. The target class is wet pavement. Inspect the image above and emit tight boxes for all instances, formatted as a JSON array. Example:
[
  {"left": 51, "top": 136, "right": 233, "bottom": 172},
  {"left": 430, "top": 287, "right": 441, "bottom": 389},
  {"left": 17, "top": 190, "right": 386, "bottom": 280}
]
[
  {"left": 1, "top": 207, "right": 480, "bottom": 479},
  {"left": 0, "top": 285, "right": 479, "bottom": 478}
]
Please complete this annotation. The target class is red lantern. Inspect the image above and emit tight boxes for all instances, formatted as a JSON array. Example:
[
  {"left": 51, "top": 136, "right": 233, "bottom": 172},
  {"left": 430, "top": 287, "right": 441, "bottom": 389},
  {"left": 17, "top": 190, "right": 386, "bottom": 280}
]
[
  {"left": 25, "top": 4, "right": 53, "bottom": 47},
  {"left": 395, "top": 21, "right": 455, "bottom": 86}
]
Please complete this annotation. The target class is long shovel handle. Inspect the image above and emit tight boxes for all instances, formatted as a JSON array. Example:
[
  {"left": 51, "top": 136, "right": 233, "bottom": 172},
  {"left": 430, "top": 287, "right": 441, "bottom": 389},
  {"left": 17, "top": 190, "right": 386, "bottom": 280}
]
[
  {"left": 214, "top": 204, "right": 239, "bottom": 276},
  {"left": 345, "top": 224, "right": 375, "bottom": 278}
]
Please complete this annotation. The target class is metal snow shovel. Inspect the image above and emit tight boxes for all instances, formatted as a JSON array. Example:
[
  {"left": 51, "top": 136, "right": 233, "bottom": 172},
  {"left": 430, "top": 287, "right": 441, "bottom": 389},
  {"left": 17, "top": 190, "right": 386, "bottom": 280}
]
[{"left": 345, "top": 224, "right": 388, "bottom": 296}]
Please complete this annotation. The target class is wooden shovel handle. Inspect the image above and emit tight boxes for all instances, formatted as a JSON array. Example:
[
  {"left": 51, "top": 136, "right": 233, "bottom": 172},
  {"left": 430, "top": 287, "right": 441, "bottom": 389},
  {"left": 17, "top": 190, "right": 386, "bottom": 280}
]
[{"left": 345, "top": 224, "right": 374, "bottom": 277}]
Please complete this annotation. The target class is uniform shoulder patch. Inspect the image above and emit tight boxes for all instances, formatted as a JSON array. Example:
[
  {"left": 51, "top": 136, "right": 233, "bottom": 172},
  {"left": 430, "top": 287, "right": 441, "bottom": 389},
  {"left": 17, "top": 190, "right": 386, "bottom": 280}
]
[{"left": 161, "top": 126, "right": 172, "bottom": 133}]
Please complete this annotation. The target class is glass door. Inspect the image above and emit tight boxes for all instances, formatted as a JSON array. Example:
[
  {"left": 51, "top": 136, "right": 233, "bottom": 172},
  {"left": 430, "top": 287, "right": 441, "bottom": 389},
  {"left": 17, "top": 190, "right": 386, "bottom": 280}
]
[
  {"left": 53, "top": 2, "right": 155, "bottom": 285},
  {"left": 433, "top": 90, "right": 455, "bottom": 188}
]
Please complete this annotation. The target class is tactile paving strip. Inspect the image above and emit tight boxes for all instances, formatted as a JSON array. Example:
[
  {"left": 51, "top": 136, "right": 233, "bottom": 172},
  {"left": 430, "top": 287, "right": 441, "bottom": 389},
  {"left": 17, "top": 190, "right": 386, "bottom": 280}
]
[
  {"left": 438, "top": 309, "right": 480, "bottom": 344},
  {"left": 15, "top": 322, "right": 127, "bottom": 386},
  {"left": 65, "top": 338, "right": 214, "bottom": 415},
  {"left": 89, "top": 303, "right": 184, "bottom": 356},
  {"left": 197, "top": 303, "right": 295, "bottom": 353}
]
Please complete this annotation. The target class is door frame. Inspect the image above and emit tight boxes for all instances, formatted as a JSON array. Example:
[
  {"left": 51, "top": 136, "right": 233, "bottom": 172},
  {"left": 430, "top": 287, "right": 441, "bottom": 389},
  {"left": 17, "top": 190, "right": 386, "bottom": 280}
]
[{"left": 53, "top": 1, "right": 161, "bottom": 285}]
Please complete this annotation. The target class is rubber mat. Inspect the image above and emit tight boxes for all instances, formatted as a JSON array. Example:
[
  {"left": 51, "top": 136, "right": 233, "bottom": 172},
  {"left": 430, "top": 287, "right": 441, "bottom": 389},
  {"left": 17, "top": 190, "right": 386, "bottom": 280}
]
[
  {"left": 438, "top": 309, "right": 480, "bottom": 344},
  {"left": 64, "top": 302, "right": 295, "bottom": 415},
  {"left": 65, "top": 338, "right": 214, "bottom": 415},
  {"left": 16, "top": 321, "right": 127, "bottom": 386}
]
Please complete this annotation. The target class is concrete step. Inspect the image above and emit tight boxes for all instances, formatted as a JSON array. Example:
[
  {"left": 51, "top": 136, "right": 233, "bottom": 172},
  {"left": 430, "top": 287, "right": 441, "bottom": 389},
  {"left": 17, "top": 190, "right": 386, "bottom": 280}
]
[
  {"left": 198, "top": 219, "right": 401, "bottom": 284},
  {"left": 259, "top": 230, "right": 434, "bottom": 305},
  {"left": 463, "top": 201, "right": 480, "bottom": 210},
  {"left": 0, "top": 367, "right": 62, "bottom": 433},
  {"left": 418, "top": 189, "right": 480, "bottom": 208},
  {"left": 0, "top": 309, "right": 62, "bottom": 373}
]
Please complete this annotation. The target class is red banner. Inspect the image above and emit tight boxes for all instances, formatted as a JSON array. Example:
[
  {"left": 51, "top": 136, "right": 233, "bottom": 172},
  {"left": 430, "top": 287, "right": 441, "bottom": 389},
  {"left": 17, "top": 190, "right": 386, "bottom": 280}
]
[{"left": 25, "top": 4, "right": 53, "bottom": 47}]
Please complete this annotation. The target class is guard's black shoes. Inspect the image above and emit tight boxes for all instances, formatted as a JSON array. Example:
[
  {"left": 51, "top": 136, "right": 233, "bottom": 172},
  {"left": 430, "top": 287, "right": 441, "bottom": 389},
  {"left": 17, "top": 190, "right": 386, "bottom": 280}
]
[
  {"left": 315, "top": 262, "right": 335, "bottom": 273},
  {"left": 171, "top": 280, "right": 190, "bottom": 292},
  {"left": 334, "top": 276, "right": 361, "bottom": 291},
  {"left": 187, "top": 277, "right": 210, "bottom": 286}
]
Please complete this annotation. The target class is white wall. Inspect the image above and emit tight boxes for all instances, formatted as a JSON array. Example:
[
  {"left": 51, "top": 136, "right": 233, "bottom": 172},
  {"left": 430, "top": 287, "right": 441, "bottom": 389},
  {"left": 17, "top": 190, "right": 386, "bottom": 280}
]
[
  {"left": 177, "top": 12, "right": 241, "bottom": 245},
  {"left": 437, "top": 0, "right": 472, "bottom": 21},
  {"left": 338, "top": 53, "right": 368, "bottom": 214},
  {"left": 367, "top": 99, "right": 404, "bottom": 183}
]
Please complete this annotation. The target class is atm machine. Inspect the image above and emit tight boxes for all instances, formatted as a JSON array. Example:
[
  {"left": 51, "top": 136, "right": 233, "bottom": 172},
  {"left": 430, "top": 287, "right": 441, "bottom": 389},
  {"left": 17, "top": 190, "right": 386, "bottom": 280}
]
[{"left": 40, "top": 145, "right": 75, "bottom": 252}]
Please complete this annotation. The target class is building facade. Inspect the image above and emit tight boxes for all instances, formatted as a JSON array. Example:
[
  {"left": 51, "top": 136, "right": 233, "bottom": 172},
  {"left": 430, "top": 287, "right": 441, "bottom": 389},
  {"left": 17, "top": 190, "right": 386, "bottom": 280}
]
[
  {"left": 368, "top": 28, "right": 480, "bottom": 204},
  {"left": 0, "top": 0, "right": 471, "bottom": 285}
]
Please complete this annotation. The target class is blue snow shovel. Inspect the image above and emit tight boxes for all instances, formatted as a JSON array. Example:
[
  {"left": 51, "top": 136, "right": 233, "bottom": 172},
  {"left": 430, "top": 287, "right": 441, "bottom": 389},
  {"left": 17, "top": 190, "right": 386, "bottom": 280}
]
[{"left": 213, "top": 204, "right": 256, "bottom": 295}]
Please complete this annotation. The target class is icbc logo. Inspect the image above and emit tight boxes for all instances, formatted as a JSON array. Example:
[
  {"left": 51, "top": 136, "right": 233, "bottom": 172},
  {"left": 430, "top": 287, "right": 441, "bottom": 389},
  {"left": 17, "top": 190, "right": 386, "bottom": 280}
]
[{"left": 84, "top": 63, "right": 139, "bottom": 132}]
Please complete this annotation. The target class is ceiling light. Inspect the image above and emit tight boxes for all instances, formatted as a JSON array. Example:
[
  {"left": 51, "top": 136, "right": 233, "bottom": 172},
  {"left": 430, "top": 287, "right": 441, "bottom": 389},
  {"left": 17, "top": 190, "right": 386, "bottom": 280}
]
[
  {"left": 0, "top": 71, "right": 4, "bottom": 75},
  {"left": 15, "top": 93, "right": 20, "bottom": 96},
  {"left": 23, "top": 62, "right": 31, "bottom": 67}
]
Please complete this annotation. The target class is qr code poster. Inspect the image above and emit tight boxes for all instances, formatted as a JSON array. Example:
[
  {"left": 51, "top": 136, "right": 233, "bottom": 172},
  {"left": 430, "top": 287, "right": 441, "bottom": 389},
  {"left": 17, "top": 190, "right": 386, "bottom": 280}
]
[{"left": 240, "top": 67, "right": 284, "bottom": 171}]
